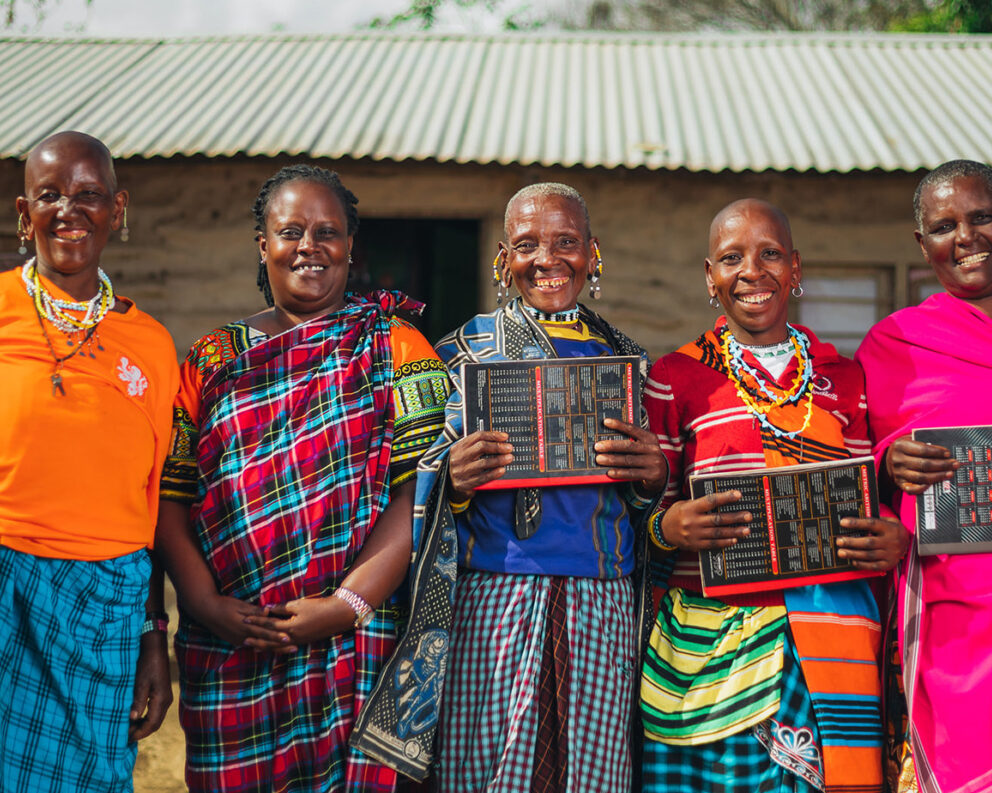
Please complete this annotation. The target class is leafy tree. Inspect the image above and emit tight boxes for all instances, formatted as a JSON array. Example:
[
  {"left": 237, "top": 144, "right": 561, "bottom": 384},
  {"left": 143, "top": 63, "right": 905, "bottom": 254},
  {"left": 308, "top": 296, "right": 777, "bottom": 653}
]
[
  {"left": 573, "top": 0, "right": 937, "bottom": 31},
  {"left": 373, "top": 0, "right": 974, "bottom": 32},
  {"left": 889, "top": 0, "right": 992, "bottom": 32}
]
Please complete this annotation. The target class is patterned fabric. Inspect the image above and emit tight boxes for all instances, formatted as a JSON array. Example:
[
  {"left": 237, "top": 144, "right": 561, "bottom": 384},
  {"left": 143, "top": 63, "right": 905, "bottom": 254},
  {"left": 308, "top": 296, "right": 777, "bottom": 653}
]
[
  {"left": 391, "top": 356, "right": 451, "bottom": 486},
  {"left": 161, "top": 317, "right": 446, "bottom": 503},
  {"left": 642, "top": 320, "right": 883, "bottom": 793},
  {"left": 641, "top": 587, "right": 788, "bottom": 744},
  {"left": 0, "top": 545, "right": 150, "bottom": 793},
  {"left": 455, "top": 318, "right": 637, "bottom": 578},
  {"left": 169, "top": 292, "right": 448, "bottom": 793},
  {"left": 532, "top": 577, "right": 571, "bottom": 793},
  {"left": 354, "top": 298, "right": 658, "bottom": 782},
  {"left": 856, "top": 292, "right": 992, "bottom": 793},
  {"left": 436, "top": 571, "right": 635, "bottom": 793},
  {"left": 159, "top": 321, "right": 263, "bottom": 502},
  {"left": 644, "top": 636, "right": 823, "bottom": 793},
  {"left": 784, "top": 585, "right": 885, "bottom": 793}
]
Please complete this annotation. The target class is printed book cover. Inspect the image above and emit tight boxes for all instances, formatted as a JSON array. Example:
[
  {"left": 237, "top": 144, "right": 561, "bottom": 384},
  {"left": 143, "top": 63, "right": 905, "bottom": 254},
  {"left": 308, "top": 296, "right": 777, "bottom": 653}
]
[
  {"left": 913, "top": 426, "right": 992, "bottom": 556},
  {"left": 690, "top": 456, "right": 882, "bottom": 596},
  {"left": 462, "top": 356, "right": 640, "bottom": 489}
]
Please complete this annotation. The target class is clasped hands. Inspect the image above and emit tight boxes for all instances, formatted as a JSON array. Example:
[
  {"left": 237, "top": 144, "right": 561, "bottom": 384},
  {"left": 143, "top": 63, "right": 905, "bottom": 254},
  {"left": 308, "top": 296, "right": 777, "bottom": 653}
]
[
  {"left": 658, "top": 488, "right": 908, "bottom": 572},
  {"left": 448, "top": 417, "right": 668, "bottom": 500},
  {"left": 193, "top": 592, "right": 361, "bottom": 654}
]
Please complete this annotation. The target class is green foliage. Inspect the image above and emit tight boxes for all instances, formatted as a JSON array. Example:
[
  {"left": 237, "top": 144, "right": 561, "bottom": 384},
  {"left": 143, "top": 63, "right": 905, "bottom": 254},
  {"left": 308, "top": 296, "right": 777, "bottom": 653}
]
[
  {"left": 369, "top": 0, "right": 544, "bottom": 31},
  {"left": 889, "top": 0, "right": 992, "bottom": 32},
  {"left": 371, "top": 0, "right": 979, "bottom": 33}
]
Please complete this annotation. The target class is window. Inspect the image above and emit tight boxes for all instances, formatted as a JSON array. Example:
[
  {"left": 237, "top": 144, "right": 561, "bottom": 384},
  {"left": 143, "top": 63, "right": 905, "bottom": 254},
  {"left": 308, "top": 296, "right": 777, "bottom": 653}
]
[{"left": 793, "top": 262, "right": 942, "bottom": 356}]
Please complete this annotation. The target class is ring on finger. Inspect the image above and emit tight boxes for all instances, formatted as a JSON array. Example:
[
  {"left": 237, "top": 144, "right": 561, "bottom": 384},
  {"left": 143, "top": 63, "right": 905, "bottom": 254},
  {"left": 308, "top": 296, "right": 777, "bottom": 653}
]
[{"left": 712, "top": 513, "right": 721, "bottom": 527}]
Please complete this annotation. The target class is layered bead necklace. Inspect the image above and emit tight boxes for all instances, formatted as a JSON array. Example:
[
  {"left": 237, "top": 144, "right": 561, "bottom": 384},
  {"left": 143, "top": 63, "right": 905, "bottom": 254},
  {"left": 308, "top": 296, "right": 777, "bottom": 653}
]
[
  {"left": 521, "top": 303, "right": 580, "bottom": 324},
  {"left": 719, "top": 323, "right": 814, "bottom": 440},
  {"left": 21, "top": 258, "right": 116, "bottom": 396}
]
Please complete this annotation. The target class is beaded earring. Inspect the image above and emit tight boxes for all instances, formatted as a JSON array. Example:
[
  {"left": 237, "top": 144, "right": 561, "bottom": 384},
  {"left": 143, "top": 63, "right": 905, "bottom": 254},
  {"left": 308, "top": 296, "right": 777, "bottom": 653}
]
[
  {"left": 589, "top": 241, "right": 604, "bottom": 300},
  {"left": 17, "top": 214, "right": 28, "bottom": 255},
  {"left": 709, "top": 295, "right": 720, "bottom": 309},
  {"left": 120, "top": 206, "right": 129, "bottom": 242},
  {"left": 492, "top": 251, "right": 509, "bottom": 305}
]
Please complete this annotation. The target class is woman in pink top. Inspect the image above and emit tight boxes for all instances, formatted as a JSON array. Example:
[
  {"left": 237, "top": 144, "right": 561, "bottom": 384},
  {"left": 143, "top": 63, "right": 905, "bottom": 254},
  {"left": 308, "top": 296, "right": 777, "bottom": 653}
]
[{"left": 856, "top": 159, "right": 992, "bottom": 793}]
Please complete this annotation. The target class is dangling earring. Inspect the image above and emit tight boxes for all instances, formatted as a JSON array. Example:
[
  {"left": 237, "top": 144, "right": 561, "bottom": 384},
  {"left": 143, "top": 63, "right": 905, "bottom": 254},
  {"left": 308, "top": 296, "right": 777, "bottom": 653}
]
[
  {"left": 791, "top": 283, "right": 804, "bottom": 298},
  {"left": 120, "top": 206, "right": 129, "bottom": 242},
  {"left": 588, "top": 241, "right": 604, "bottom": 300},
  {"left": 709, "top": 295, "right": 720, "bottom": 309},
  {"left": 493, "top": 251, "right": 510, "bottom": 305},
  {"left": 16, "top": 214, "right": 28, "bottom": 255}
]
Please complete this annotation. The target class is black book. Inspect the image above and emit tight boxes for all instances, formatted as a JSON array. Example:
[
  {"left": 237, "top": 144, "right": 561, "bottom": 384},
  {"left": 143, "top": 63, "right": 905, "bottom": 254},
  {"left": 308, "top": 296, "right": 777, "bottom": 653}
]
[
  {"left": 913, "top": 426, "right": 992, "bottom": 556},
  {"left": 689, "top": 457, "right": 882, "bottom": 596},
  {"left": 461, "top": 356, "right": 640, "bottom": 489}
]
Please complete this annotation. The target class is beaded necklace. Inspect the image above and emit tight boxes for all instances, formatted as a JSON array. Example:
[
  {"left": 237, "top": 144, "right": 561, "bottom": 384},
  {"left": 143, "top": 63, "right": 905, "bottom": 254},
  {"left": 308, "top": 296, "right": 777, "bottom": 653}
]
[
  {"left": 21, "top": 258, "right": 115, "bottom": 339},
  {"left": 719, "top": 324, "right": 815, "bottom": 439},
  {"left": 520, "top": 303, "right": 580, "bottom": 324},
  {"left": 21, "top": 259, "right": 114, "bottom": 396}
]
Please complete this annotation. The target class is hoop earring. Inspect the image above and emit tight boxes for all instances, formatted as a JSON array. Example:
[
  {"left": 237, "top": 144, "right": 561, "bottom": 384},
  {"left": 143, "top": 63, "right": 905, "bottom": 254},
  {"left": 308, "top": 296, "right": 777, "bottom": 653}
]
[
  {"left": 120, "top": 206, "right": 129, "bottom": 242},
  {"left": 791, "top": 283, "right": 804, "bottom": 298},
  {"left": 588, "top": 241, "right": 604, "bottom": 300},
  {"left": 709, "top": 295, "right": 720, "bottom": 309},
  {"left": 16, "top": 214, "right": 28, "bottom": 255},
  {"left": 492, "top": 251, "right": 510, "bottom": 305}
]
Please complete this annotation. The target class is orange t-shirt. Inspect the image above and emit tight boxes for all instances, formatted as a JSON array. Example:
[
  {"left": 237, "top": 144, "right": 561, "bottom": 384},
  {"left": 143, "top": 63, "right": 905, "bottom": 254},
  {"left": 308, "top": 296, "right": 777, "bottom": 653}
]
[{"left": 0, "top": 267, "right": 179, "bottom": 560}]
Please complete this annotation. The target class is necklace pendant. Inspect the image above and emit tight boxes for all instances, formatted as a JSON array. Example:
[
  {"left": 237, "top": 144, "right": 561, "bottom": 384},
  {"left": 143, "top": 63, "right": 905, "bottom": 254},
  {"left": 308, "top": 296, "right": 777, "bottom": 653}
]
[{"left": 51, "top": 371, "right": 65, "bottom": 397}]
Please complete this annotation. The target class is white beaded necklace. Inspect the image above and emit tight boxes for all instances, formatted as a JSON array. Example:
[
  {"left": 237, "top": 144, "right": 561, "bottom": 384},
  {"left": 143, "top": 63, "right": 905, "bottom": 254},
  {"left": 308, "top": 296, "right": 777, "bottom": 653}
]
[{"left": 21, "top": 258, "right": 115, "bottom": 335}]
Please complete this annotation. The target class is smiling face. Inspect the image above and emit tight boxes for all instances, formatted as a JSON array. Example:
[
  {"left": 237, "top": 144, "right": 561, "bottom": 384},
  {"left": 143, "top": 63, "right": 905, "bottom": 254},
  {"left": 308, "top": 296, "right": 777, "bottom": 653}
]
[
  {"left": 705, "top": 200, "right": 801, "bottom": 346},
  {"left": 500, "top": 194, "right": 596, "bottom": 314},
  {"left": 258, "top": 179, "right": 353, "bottom": 326},
  {"left": 916, "top": 174, "right": 992, "bottom": 309},
  {"left": 16, "top": 133, "right": 126, "bottom": 297}
]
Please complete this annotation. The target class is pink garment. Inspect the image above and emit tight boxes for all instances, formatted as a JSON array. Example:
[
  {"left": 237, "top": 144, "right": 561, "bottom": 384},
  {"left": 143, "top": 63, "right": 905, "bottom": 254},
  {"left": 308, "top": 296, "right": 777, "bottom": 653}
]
[{"left": 856, "top": 292, "right": 992, "bottom": 793}]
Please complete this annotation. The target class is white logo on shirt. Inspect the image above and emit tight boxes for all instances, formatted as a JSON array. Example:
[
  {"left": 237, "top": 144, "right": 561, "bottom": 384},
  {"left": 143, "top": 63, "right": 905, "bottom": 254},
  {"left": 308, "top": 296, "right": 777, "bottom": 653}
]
[{"left": 117, "top": 356, "right": 148, "bottom": 397}]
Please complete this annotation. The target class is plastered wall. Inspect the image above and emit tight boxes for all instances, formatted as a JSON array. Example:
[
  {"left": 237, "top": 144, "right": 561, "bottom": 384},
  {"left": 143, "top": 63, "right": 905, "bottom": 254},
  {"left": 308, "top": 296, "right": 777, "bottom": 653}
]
[{"left": 0, "top": 155, "right": 926, "bottom": 361}]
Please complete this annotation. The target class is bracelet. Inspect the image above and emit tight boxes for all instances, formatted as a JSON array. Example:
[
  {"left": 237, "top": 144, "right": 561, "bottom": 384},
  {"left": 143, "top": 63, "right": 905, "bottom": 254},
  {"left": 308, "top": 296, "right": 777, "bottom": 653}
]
[
  {"left": 333, "top": 586, "right": 375, "bottom": 628},
  {"left": 648, "top": 510, "right": 677, "bottom": 552},
  {"left": 626, "top": 481, "right": 655, "bottom": 510},
  {"left": 449, "top": 496, "right": 472, "bottom": 514},
  {"left": 141, "top": 611, "right": 170, "bottom": 635}
]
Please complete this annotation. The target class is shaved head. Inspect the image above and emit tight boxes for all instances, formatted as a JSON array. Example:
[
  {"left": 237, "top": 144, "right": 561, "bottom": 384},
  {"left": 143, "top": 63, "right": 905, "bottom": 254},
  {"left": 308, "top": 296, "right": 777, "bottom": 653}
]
[
  {"left": 25, "top": 131, "right": 117, "bottom": 193},
  {"left": 709, "top": 198, "right": 793, "bottom": 257}
]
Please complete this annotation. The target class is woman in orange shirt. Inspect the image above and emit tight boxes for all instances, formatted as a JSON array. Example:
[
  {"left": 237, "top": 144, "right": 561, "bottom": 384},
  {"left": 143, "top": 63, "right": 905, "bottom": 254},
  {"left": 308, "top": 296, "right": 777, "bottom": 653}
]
[{"left": 0, "top": 131, "right": 178, "bottom": 791}]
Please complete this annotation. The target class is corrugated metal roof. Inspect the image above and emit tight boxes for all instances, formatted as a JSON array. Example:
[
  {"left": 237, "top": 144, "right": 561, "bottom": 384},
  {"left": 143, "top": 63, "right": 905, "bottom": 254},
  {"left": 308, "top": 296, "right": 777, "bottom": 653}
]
[{"left": 1, "top": 32, "right": 990, "bottom": 173}]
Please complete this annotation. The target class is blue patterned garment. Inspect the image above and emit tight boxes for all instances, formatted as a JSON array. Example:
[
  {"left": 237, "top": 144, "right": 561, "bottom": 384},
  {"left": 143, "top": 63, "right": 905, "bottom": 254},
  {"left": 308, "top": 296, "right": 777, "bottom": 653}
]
[
  {"left": 0, "top": 546, "right": 149, "bottom": 793},
  {"left": 353, "top": 298, "right": 656, "bottom": 783}
]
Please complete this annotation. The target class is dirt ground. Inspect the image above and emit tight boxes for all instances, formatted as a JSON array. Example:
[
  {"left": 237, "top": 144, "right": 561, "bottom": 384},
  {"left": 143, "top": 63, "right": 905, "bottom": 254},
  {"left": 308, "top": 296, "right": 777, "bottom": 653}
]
[{"left": 134, "top": 581, "right": 187, "bottom": 793}]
